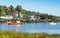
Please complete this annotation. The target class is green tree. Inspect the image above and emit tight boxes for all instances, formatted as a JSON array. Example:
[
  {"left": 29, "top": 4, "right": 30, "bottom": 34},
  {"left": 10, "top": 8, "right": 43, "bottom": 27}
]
[
  {"left": 9, "top": 5, "right": 15, "bottom": 13},
  {"left": 15, "top": 5, "right": 22, "bottom": 13},
  {"left": 3, "top": 6, "right": 10, "bottom": 15},
  {"left": 0, "top": 6, "right": 3, "bottom": 16}
]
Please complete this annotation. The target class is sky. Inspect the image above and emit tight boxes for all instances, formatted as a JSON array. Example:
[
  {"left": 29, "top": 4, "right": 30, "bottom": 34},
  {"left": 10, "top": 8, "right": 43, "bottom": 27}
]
[{"left": 0, "top": 0, "right": 60, "bottom": 16}]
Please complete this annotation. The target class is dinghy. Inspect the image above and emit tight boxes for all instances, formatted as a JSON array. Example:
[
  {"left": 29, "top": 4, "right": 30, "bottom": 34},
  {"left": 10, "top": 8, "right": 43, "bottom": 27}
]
[{"left": 50, "top": 22, "right": 56, "bottom": 25}]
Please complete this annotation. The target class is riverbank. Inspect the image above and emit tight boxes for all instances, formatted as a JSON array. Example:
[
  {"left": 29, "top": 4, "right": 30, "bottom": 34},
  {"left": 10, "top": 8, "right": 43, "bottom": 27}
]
[
  {"left": 0, "top": 5, "right": 60, "bottom": 23},
  {"left": 0, "top": 31, "right": 60, "bottom": 38},
  {"left": 0, "top": 19, "right": 60, "bottom": 23}
]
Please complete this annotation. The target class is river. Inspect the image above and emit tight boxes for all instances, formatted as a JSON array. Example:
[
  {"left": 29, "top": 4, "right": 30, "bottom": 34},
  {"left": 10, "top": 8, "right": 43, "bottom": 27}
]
[{"left": 0, "top": 22, "right": 60, "bottom": 34}]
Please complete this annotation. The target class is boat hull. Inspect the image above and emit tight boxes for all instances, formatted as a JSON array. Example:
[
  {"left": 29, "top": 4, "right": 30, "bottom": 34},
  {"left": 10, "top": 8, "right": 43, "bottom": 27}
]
[{"left": 8, "top": 22, "right": 23, "bottom": 25}]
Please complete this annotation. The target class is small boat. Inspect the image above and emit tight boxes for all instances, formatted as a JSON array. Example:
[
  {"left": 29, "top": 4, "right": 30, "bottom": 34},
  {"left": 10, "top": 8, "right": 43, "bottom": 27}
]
[
  {"left": 50, "top": 22, "right": 56, "bottom": 25},
  {"left": 8, "top": 21, "right": 23, "bottom": 25}
]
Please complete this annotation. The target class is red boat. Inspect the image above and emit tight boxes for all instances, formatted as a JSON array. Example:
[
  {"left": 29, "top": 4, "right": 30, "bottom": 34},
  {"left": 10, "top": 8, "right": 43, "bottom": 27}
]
[{"left": 8, "top": 21, "right": 23, "bottom": 25}]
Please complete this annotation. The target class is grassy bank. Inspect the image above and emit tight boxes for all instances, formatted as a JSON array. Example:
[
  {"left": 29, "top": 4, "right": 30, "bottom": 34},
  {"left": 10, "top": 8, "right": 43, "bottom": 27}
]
[
  {"left": 0, "top": 18, "right": 58, "bottom": 23},
  {"left": 0, "top": 31, "right": 60, "bottom": 38}
]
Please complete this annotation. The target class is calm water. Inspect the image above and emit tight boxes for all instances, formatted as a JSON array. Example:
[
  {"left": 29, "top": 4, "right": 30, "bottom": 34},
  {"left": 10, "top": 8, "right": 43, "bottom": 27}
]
[{"left": 0, "top": 22, "right": 60, "bottom": 34}]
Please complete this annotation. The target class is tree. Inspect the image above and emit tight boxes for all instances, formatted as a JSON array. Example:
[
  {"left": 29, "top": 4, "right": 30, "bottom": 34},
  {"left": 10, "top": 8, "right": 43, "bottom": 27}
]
[
  {"left": 1, "top": 12, "right": 6, "bottom": 16},
  {"left": 0, "top": 6, "right": 3, "bottom": 16},
  {"left": 15, "top": 5, "right": 22, "bottom": 13},
  {"left": 3, "top": 6, "right": 10, "bottom": 15},
  {"left": 9, "top": 5, "right": 15, "bottom": 13}
]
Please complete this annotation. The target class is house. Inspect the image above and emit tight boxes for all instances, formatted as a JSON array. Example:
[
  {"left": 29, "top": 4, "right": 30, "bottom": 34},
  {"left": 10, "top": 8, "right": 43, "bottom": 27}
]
[
  {"left": 35, "top": 15, "right": 40, "bottom": 20},
  {"left": 0, "top": 15, "right": 13, "bottom": 20},
  {"left": 29, "top": 15, "right": 36, "bottom": 20}
]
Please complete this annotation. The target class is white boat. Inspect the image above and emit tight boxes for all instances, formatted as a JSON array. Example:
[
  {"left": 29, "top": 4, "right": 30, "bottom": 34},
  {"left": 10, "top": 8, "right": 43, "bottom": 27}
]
[{"left": 50, "top": 22, "right": 56, "bottom": 25}]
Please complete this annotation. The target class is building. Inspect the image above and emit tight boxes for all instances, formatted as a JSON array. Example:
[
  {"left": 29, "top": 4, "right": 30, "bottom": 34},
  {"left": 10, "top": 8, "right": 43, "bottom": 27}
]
[{"left": 29, "top": 15, "right": 36, "bottom": 20}]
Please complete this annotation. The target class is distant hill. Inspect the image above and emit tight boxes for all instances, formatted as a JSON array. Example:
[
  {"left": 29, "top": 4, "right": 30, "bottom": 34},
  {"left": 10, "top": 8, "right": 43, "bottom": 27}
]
[{"left": 0, "top": 5, "right": 60, "bottom": 22}]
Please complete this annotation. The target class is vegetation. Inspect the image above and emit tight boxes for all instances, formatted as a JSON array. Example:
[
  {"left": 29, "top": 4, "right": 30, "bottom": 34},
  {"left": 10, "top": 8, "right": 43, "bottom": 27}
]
[
  {"left": 0, "top": 31, "right": 60, "bottom": 38},
  {"left": 0, "top": 5, "right": 60, "bottom": 22}
]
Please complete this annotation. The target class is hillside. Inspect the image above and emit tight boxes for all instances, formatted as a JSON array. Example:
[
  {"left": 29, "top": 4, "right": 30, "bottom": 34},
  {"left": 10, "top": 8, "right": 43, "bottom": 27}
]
[{"left": 0, "top": 5, "right": 60, "bottom": 22}]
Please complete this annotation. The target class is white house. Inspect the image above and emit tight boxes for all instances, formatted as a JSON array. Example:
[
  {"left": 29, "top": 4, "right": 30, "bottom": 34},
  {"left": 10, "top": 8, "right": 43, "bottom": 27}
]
[
  {"left": 19, "top": 14, "right": 23, "bottom": 18},
  {"left": 30, "top": 15, "right": 36, "bottom": 20},
  {"left": 0, "top": 16, "right": 13, "bottom": 20}
]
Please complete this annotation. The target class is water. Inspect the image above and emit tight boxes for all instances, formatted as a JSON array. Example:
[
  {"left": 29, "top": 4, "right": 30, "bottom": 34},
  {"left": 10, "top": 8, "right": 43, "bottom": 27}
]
[{"left": 0, "top": 22, "right": 60, "bottom": 34}]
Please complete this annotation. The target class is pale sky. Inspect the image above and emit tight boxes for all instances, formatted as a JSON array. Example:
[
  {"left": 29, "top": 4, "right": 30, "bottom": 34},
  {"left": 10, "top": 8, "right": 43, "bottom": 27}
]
[{"left": 0, "top": 0, "right": 60, "bottom": 16}]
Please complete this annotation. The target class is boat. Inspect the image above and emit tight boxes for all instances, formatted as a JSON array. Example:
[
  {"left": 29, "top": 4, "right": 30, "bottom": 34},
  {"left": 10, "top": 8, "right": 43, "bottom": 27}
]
[
  {"left": 7, "top": 12, "right": 24, "bottom": 25},
  {"left": 8, "top": 21, "right": 23, "bottom": 25},
  {"left": 50, "top": 22, "right": 56, "bottom": 25}
]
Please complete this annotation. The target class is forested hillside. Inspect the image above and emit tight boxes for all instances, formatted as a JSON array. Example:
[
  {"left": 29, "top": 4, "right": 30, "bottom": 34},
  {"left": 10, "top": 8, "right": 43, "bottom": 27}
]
[{"left": 0, "top": 5, "right": 60, "bottom": 22}]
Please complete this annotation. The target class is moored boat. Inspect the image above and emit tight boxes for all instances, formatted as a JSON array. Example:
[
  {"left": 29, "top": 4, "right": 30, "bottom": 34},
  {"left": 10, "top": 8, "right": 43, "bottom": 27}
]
[
  {"left": 8, "top": 21, "right": 23, "bottom": 25},
  {"left": 50, "top": 22, "right": 56, "bottom": 25}
]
